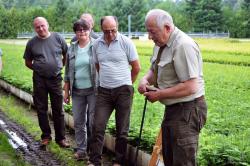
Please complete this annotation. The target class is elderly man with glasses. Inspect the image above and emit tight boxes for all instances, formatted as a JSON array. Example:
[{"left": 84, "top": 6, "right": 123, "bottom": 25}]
[{"left": 88, "top": 16, "right": 141, "bottom": 166}]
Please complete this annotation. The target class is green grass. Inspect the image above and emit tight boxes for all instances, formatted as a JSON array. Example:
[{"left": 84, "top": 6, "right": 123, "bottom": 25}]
[
  {"left": 0, "top": 43, "right": 32, "bottom": 93},
  {"left": 134, "top": 38, "right": 250, "bottom": 66},
  {"left": 0, "top": 133, "right": 29, "bottom": 166},
  {"left": 199, "top": 63, "right": 250, "bottom": 165},
  {"left": 1, "top": 39, "right": 250, "bottom": 165},
  {"left": 0, "top": 91, "right": 88, "bottom": 166}
]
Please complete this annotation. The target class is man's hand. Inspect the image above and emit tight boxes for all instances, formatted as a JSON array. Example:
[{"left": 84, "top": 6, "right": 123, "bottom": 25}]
[
  {"left": 63, "top": 92, "right": 70, "bottom": 104},
  {"left": 144, "top": 88, "right": 160, "bottom": 103},
  {"left": 25, "top": 59, "right": 33, "bottom": 70},
  {"left": 63, "top": 82, "right": 70, "bottom": 104},
  {"left": 138, "top": 78, "right": 149, "bottom": 94},
  {"left": 138, "top": 69, "right": 155, "bottom": 94}
]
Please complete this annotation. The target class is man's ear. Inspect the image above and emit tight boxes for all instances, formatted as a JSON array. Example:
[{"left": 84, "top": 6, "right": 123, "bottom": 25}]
[{"left": 164, "top": 24, "right": 171, "bottom": 32}]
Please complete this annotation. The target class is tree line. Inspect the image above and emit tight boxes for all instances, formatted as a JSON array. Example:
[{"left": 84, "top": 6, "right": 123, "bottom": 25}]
[{"left": 0, "top": 0, "right": 249, "bottom": 38}]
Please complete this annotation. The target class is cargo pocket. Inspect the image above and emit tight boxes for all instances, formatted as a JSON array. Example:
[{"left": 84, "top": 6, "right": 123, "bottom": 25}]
[
  {"left": 196, "top": 102, "right": 207, "bottom": 132},
  {"left": 176, "top": 135, "right": 198, "bottom": 165}
]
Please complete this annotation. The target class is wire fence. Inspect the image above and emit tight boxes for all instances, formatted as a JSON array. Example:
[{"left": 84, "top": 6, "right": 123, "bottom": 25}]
[{"left": 17, "top": 31, "right": 230, "bottom": 39}]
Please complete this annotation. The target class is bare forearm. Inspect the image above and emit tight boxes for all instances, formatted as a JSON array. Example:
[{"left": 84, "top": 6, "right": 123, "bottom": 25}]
[
  {"left": 138, "top": 69, "right": 155, "bottom": 94},
  {"left": 130, "top": 60, "right": 141, "bottom": 84},
  {"left": 63, "top": 82, "right": 70, "bottom": 92},
  {"left": 158, "top": 80, "right": 198, "bottom": 99},
  {"left": 131, "top": 68, "right": 140, "bottom": 84},
  {"left": 142, "top": 69, "right": 155, "bottom": 85}
]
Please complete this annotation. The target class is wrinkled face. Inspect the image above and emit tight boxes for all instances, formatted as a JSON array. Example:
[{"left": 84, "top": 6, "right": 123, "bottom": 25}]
[
  {"left": 33, "top": 18, "right": 49, "bottom": 38},
  {"left": 75, "top": 27, "right": 90, "bottom": 41},
  {"left": 101, "top": 18, "right": 117, "bottom": 43},
  {"left": 145, "top": 17, "right": 169, "bottom": 47}
]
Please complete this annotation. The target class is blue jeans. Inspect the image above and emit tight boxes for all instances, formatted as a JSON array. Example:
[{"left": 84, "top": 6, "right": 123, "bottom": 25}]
[
  {"left": 72, "top": 87, "right": 96, "bottom": 154},
  {"left": 89, "top": 85, "right": 134, "bottom": 166}
]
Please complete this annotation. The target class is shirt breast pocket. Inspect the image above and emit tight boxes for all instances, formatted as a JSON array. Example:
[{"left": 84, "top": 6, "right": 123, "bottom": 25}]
[
  {"left": 158, "top": 60, "right": 177, "bottom": 81},
  {"left": 68, "top": 54, "right": 75, "bottom": 67}
]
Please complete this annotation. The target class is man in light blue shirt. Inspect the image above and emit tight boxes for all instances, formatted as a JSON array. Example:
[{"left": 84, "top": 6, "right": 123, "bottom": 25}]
[{"left": 88, "top": 16, "right": 141, "bottom": 166}]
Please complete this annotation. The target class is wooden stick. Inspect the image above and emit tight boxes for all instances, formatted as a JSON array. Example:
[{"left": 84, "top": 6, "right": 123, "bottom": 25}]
[{"left": 149, "top": 128, "right": 162, "bottom": 166}]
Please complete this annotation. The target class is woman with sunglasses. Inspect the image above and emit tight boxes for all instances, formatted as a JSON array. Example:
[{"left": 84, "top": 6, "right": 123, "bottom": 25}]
[{"left": 64, "top": 19, "right": 97, "bottom": 161}]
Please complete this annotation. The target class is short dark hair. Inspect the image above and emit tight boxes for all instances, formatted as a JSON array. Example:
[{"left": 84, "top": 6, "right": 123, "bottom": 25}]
[{"left": 73, "top": 19, "right": 90, "bottom": 32}]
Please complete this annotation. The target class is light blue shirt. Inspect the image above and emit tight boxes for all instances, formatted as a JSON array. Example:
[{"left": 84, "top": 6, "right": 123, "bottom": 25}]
[
  {"left": 74, "top": 42, "right": 92, "bottom": 89},
  {"left": 93, "top": 33, "right": 138, "bottom": 88}
]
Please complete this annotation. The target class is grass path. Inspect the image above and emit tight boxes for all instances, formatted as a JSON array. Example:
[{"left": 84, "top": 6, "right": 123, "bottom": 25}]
[{"left": 0, "top": 88, "right": 90, "bottom": 166}]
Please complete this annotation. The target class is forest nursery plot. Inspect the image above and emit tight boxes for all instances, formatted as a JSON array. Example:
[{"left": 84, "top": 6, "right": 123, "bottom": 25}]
[
  {"left": 195, "top": 38, "right": 250, "bottom": 56},
  {"left": 136, "top": 48, "right": 250, "bottom": 66},
  {"left": 201, "top": 51, "right": 250, "bottom": 66},
  {"left": 199, "top": 63, "right": 250, "bottom": 165},
  {"left": 135, "top": 38, "right": 250, "bottom": 67},
  {"left": 0, "top": 43, "right": 32, "bottom": 93},
  {"left": 0, "top": 39, "right": 250, "bottom": 165}
]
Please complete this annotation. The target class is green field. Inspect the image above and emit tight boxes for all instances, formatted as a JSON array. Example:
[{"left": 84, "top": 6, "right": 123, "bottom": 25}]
[{"left": 0, "top": 38, "right": 250, "bottom": 165}]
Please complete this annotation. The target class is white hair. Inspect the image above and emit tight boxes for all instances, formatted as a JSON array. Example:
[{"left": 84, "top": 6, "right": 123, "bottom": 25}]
[
  {"left": 145, "top": 9, "right": 174, "bottom": 30},
  {"left": 80, "top": 13, "right": 94, "bottom": 27}
]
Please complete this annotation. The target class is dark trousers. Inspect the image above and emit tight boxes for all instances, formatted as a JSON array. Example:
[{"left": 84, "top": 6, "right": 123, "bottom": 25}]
[
  {"left": 162, "top": 96, "right": 207, "bottom": 166},
  {"left": 89, "top": 85, "right": 134, "bottom": 166},
  {"left": 33, "top": 73, "right": 65, "bottom": 142}
]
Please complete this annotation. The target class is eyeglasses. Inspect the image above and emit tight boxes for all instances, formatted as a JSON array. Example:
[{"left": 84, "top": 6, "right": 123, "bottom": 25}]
[
  {"left": 76, "top": 29, "right": 89, "bottom": 33},
  {"left": 103, "top": 29, "right": 117, "bottom": 34}
]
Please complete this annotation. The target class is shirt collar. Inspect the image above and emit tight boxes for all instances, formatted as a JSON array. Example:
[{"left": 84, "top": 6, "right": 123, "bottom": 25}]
[{"left": 166, "top": 27, "right": 179, "bottom": 47}]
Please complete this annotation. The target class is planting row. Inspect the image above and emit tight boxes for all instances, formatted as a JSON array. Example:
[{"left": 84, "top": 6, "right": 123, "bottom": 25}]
[{"left": 0, "top": 40, "right": 250, "bottom": 165}]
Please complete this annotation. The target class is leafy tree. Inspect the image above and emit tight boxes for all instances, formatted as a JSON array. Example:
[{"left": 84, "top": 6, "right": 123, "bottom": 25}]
[
  {"left": 156, "top": 0, "right": 191, "bottom": 32},
  {"left": 125, "top": 0, "right": 149, "bottom": 32},
  {"left": 0, "top": 0, "right": 16, "bottom": 9},
  {"left": 53, "top": 0, "right": 68, "bottom": 32},
  {"left": 185, "top": 0, "right": 198, "bottom": 31},
  {"left": 0, "top": 8, "right": 19, "bottom": 38},
  {"left": 104, "top": 0, "right": 127, "bottom": 32},
  {"left": 0, "top": 0, "right": 249, "bottom": 38},
  {"left": 241, "top": 0, "right": 250, "bottom": 37},
  {"left": 104, "top": 0, "right": 148, "bottom": 32},
  {"left": 15, "top": 0, "right": 30, "bottom": 9},
  {"left": 193, "top": 0, "right": 224, "bottom": 32}
]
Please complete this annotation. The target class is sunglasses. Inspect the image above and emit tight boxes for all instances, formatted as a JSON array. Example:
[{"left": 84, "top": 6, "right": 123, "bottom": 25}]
[
  {"left": 76, "top": 29, "right": 89, "bottom": 33},
  {"left": 103, "top": 29, "right": 117, "bottom": 34}
]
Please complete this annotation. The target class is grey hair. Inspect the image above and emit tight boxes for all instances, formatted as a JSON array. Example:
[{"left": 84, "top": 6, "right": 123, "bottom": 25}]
[
  {"left": 145, "top": 9, "right": 174, "bottom": 30},
  {"left": 80, "top": 13, "right": 94, "bottom": 27}
]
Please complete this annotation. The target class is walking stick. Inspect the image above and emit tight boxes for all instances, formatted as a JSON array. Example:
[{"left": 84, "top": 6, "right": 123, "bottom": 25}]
[{"left": 134, "top": 97, "right": 148, "bottom": 166}]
